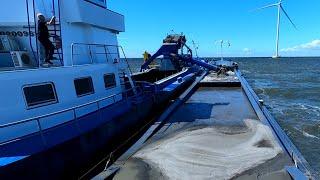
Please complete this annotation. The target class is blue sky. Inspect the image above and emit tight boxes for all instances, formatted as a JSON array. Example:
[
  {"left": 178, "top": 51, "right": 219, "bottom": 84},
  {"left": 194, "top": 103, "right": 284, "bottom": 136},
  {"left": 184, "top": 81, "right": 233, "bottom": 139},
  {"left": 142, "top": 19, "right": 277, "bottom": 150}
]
[{"left": 109, "top": 0, "right": 320, "bottom": 58}]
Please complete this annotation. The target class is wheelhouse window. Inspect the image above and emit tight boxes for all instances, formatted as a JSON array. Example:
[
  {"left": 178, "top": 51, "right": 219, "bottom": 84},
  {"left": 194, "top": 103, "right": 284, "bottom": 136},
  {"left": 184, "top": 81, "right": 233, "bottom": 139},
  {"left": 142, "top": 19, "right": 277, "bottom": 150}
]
[
  {"left": 104, "top": 73, "right": 116, "bottom": 89},
  {"left": 74, "top": 77, "right": 94, "bottom": 97},
  {"left": 23, "top": 83, "right": 58, "bottom": 108}
]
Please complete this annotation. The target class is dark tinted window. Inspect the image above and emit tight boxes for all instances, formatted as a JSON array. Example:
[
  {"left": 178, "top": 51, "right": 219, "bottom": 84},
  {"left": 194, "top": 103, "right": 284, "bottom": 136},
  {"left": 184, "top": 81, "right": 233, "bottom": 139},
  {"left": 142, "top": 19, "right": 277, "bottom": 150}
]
[
  {"left": 104, "top": 73, "right": 116, "bottom": 88},
  {"left": 23, "top": 83, "right": 58, "bottom": 108},
  {"left": 74, "top": 77, "right": 94, "bottom": 96}
]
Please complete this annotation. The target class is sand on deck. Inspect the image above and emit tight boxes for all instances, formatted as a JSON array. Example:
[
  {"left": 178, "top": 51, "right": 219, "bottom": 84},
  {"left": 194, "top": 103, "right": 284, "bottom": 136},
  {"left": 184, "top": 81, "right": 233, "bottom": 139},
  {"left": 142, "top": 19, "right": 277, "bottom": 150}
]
[
  {"left": 129, "top": 119, "right": 283, "bottom": 180},
  {"left": 109, "top": 87, "right": 293, "bottom": 180}
]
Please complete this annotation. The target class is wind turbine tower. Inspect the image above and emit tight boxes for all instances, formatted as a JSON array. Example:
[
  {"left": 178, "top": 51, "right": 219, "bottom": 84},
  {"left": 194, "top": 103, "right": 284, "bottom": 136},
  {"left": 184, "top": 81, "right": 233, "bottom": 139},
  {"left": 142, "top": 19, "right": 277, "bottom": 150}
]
[{"left": 256, "top": 0, "right": 297, "bottom": 58}]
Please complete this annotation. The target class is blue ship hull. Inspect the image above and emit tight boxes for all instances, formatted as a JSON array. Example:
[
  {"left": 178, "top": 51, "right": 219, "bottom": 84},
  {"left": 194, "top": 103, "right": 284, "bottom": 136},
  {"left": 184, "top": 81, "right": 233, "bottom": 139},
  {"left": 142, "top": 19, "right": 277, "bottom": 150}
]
[
  {"left": 0, "top": 69, "right": 197, "bottom": 179},
  {"left": 1, "top": 96, "right": 153, "bottom": 179}
]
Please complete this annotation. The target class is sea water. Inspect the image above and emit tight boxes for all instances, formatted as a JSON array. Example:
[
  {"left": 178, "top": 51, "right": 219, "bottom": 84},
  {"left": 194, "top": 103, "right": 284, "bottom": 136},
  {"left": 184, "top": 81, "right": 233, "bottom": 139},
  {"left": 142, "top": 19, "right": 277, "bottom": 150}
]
[{"left": 127, "top": 57, "right": 320, "bottom": 174}]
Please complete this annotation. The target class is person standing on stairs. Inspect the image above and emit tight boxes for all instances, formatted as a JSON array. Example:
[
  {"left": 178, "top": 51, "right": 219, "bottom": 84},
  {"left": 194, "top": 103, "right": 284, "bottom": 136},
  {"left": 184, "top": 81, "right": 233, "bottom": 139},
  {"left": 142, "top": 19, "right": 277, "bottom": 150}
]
[{"left": 37, "top": 13, "right": 55, "bottom": 65}]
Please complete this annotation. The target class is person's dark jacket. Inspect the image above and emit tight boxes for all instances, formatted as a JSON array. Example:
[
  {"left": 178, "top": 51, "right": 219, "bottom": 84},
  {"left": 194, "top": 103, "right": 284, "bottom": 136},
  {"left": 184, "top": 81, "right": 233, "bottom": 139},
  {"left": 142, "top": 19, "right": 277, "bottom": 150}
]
[{"left": 38, "top": 20, "right": 49, "bottom": 40}]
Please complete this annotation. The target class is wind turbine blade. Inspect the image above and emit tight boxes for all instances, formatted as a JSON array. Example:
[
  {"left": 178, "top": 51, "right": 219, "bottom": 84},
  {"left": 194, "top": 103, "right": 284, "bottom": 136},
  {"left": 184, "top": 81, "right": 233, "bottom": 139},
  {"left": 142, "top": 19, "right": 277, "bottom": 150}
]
[
  {"left": 280, "top": 6, "right": 297, "bottom": 30},
  {"left": 251, "top": 3, "right": 278, "bottom": 12}
]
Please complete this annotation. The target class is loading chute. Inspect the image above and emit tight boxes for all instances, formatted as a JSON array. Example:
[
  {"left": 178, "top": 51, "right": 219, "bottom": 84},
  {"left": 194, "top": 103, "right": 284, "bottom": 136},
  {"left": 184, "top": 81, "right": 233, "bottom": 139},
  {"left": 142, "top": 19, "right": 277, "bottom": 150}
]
[{"left": 140, "top": 34, "right": 220, "bottom": 72}]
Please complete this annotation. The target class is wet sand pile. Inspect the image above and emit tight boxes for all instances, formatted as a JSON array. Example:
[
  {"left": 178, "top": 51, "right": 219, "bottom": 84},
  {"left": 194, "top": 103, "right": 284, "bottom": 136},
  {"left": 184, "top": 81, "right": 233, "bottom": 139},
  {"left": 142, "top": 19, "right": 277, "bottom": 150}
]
[{"left": 124, "top": 119, "right": 283, "bottom": 180}]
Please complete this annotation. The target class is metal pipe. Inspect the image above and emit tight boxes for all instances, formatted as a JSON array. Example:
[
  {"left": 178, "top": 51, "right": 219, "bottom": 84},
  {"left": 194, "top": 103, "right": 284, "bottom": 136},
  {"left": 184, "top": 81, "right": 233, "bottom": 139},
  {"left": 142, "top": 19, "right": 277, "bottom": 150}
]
[
  {"left": 57, "top": 0, "right": 64, "bottom": 65},
  {"left": 26, "top": 0, "right": 38, "bottom": 67},
  {"left": 32, "top": 0, "right": 40, "bottom": 66}
]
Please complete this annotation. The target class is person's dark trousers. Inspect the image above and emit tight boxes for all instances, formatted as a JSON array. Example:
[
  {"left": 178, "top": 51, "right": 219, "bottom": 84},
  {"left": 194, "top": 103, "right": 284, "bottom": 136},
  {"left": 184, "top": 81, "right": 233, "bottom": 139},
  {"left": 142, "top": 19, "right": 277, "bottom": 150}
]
[{"left": 39, "top": 38, "right": 54, "bottom": 62}]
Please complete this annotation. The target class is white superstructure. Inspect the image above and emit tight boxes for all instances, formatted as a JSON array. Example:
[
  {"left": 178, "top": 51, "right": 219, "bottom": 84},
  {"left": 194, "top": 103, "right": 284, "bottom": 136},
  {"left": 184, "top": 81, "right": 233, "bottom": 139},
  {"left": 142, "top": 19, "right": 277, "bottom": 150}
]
[{"left": 0, "top": 0, "right": 134, "bottom": 144}]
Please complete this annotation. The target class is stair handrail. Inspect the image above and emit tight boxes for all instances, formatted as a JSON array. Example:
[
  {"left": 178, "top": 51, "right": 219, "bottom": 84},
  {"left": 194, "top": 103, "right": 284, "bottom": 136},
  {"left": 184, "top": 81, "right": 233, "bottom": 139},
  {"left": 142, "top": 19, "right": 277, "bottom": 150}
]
[
  {"left": 51, "top": 0, "right": 63, "bottom": 65},
  {"left": 118, "top": 45, "right": 133, "bottom": 75}
]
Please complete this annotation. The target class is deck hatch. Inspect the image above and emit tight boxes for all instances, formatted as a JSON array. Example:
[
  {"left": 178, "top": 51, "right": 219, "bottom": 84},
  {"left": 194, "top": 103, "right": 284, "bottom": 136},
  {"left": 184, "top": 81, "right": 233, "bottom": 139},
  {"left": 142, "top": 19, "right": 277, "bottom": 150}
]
[
  {"left": 23, "top": 83, "right": 58, "bottom": 108},
  {"left": 74, "top": 77, "right": 95, "bottom": 97},
  {"left": 104, "top": 73, "right": 116, "bottom": 89}
]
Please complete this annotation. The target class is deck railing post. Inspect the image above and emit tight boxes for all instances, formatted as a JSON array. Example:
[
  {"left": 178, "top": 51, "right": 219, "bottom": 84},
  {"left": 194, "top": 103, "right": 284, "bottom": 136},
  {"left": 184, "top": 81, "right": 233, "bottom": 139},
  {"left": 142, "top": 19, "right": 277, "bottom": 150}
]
[
  {"left": 71, "top": 43, "right": 74, "bottom": 66},
  {"left": 97, "top": 101, "right": 100, "bottom": 110},
  {"left": 103, "top": 45, "right": 108, "bottom": 62},
  {"left": 88, "top": 45, "right": 93, "bottom": 64},
  {"left": 73, "top": 109, "right": 81, "bottom": 133},
  {"left": 36, "top": 118, "right": 47, "bottom": 147}
]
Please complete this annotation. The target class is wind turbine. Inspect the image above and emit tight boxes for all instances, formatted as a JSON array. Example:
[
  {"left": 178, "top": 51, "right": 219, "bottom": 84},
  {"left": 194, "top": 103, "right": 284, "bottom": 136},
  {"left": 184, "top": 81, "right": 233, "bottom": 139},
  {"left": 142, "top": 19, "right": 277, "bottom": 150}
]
[
  {"left": 215, "top": 40, "right": 231, "bottom": 60},
  {"left": 192, "top": 40, "right": 199, "bottom": 58},
  {"left": 255, "top": 0, "right": 297, "bottom": 58}
]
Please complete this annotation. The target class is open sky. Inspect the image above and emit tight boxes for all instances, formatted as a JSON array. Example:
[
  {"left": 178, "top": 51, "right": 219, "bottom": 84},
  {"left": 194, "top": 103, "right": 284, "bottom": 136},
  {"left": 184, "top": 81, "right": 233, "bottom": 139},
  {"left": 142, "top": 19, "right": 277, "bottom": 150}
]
[{"left": 109, "top": 0, "right": 320, "bottom": 58}]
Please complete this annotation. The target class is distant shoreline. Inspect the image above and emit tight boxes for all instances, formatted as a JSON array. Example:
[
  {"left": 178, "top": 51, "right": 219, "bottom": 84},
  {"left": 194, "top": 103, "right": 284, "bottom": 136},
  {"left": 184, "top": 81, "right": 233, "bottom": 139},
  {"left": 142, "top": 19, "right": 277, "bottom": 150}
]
[{"left": 125, "top": 56, "right": 320, "bottom": 59}]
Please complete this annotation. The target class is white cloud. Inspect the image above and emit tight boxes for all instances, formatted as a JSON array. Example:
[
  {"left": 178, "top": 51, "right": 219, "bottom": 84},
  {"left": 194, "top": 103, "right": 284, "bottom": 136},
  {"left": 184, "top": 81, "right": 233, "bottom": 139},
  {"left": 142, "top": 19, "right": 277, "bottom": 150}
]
[
  {"left": 243, "top": 48, "right": 252, "bottom": 55},
  {"left": 281, "top": 40, "right": 320, "bottom": 52}
]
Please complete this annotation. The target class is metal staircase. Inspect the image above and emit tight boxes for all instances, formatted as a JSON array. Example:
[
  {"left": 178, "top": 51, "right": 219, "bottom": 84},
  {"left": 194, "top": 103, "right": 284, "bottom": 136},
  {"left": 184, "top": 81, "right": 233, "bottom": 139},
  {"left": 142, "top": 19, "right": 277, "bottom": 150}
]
[
  {"left": 49, "top": 0, "right": 63, "bottom": 65},
  {"left": 117, "top": 46, "right": 137, "bottom": 95},
  {"left": 25, "top": 0, "right": 64, "bottom": 66},
  {"left": 48, "top": 22, "right": 63, "bottom": 65}
]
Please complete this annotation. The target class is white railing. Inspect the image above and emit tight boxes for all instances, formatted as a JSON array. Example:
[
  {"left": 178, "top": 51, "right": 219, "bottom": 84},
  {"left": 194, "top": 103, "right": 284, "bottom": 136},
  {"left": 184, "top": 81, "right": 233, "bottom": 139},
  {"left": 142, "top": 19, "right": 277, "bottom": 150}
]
[
  {"left": 71, "top": 43, "right": 129, "bottom": 67},
  {"left": 0, "top": 87, "right": 143, "bottom": 146}
]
